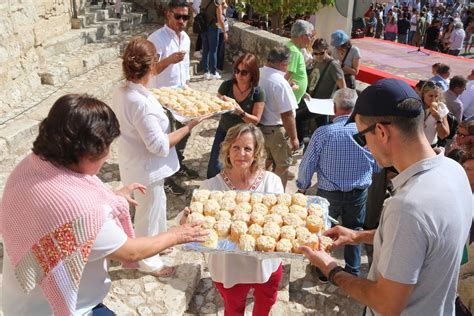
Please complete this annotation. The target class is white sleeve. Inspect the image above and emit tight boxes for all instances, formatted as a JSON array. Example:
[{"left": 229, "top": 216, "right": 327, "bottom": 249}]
[
  {"left": 131, "top": 101, "right": 170, "bottom": 157},
  {"left": 264, "top": 172, "right": 284, "bottom": 194},
  {"left": 88, "top": 207, "right": 128, "bottom": 262},
  {"left": 277, "top": 82, "right": 298, "bottom": 114}
]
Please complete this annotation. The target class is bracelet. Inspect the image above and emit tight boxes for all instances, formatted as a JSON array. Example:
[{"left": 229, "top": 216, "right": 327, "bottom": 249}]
[{"left": 328, "top": 265, "right": 344, "bottom": 286}]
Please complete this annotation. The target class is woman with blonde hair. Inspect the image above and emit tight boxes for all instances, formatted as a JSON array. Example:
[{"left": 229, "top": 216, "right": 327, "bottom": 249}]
[
  {"left": 419, "top": 81, "right": 450, "bottom": 146},
  {"left": 194, "top": 123, "right": 284, "bottom": 315}
]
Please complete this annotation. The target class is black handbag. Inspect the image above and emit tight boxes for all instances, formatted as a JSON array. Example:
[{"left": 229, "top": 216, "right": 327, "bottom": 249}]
[{"left": 192, "top": 0, "right": 213, "bottom": 34}]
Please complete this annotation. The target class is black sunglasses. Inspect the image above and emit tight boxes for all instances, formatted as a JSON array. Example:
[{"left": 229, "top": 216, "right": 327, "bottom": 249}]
[
  {"left": 313, "top": 51, "right": 325, "bottom": 56},
  {"left": 353, "top": 122, "right": 391, "bottom": 147},
  {"left": 235, "top": 68, "right": 250, "bottom": 76},
  {"left": 173, "top": 13, "right": 190, "bottom": 21}
]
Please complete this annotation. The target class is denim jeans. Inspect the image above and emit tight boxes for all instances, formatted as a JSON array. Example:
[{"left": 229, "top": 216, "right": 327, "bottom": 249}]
[
  {"left": 317, "top": 188, "right": 368, "bottom": 276},
  {"left": 201, "top": 26, "right": 219, "bottom": 74},
  {"left": 207, "top": 126, "right": 227, "bottom": 179},
  {"left": 92, "top": 303, "right": 115, "bottom": 315},
  {"left": 398, "top": 34, "right": 408, "bottom": 44},
  {"left": 408, "top": 30, "right": 416, "bottom": 45}
]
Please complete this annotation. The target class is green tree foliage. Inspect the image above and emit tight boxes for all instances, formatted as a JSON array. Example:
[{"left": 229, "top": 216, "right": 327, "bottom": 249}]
[{"left": 236, "top": 0, "right": 335, "bottom": 17}]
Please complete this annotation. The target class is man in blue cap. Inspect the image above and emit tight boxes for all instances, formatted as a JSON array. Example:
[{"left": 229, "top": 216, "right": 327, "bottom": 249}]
[{"left": 300, "top": 78, "right": 472, "bottom": 315}]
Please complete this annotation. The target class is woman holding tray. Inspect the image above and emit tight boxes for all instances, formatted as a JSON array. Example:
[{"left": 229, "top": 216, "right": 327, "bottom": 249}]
[
  {"left": 112, "top": 37, "right": 208, "bottom": 277},
  {"left": 201, "top": 123, "right": 284, "bottom": 315},
  {"left": 207, "top": 53, "right": 265, "bottom": 179}
]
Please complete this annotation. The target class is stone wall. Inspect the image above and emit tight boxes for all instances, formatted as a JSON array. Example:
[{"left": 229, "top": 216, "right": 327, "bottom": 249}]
[
  {"left": 0, "top": 0, "right": 72, "bottom": 117},
  {"left": 226, "top": 20, "right": 289, "bottom": 68},
  {"left": 127, "top": 0, "right": 167, "bottom": 23}
]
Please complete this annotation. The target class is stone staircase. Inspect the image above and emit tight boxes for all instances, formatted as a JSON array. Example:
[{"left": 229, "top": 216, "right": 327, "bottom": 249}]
[{"left": 0, "top": 2, "right": 154, "bottom": 185}]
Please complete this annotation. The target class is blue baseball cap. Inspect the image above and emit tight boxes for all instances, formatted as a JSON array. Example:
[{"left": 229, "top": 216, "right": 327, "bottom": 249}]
[
  {"left": 346, "top": 78, "right": 423, "bottom": 124},
  {"left": 331, "top": 30, "right": 349, "bottom": 47}
]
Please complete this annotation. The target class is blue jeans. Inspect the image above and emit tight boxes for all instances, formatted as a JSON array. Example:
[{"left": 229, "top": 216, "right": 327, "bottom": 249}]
[
  {"left": 398, "top": 34, "right": 408, "bottom": 44},
  {"left": 317, "top": 188, "right": 368, "bottom": 276},
  {"left": 408, "top": 30, "right": 416, "bottom": 45},
  {"left": 201, "top": 26, "right": 219, "bottom": 74},
  {"left": 92, "top": 303, "right": 115, "bottom": 315},
  {"left": 207, "top": 126, "right": 227, "bottom": 179}
]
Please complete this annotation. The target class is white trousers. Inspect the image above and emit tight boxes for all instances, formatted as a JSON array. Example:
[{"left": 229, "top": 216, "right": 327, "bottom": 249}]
[{"left": 134, "top": 180, "right": 167, "bottom": 272}]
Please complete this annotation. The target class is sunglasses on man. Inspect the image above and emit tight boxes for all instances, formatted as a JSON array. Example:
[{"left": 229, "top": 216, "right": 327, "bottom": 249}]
[
  {"left": 353, "top": 122, "right": 391, "bottom": 147},
  {"left": 173, "top": 13, "right": 190, "bottom": 21}
]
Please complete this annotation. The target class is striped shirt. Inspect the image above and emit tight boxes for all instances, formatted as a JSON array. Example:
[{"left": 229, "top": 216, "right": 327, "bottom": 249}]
[{"left": 296, "top": 115, "right": 380, "bottom": 192}]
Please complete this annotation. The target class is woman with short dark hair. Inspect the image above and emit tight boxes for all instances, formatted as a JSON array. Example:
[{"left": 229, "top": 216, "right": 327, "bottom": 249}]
[
  {"left": 113, "top": 37, "right": 208, "bottom": 277},
  {"left": 0, "top": 94, "right": 206, "bottom": 315},
  {"left": 207, "top": 53, "right": 265, "bottom": 178}
]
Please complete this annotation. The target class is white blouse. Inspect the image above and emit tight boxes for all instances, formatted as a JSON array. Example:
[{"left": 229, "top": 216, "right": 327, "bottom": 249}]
[
  {"left": 200, "top": 171, "right": 284, "bottom": 288},
  {"left": 112, "top": 81, "right": 179, "bottom": 186}
]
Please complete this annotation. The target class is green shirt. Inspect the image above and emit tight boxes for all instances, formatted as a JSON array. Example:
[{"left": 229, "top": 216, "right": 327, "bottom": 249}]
[
  {"left": 217, "top": 79, "right": 265, "bottom": 131},
  {"left": 286, "top": 41, "right": 308, "bottom": 103}
]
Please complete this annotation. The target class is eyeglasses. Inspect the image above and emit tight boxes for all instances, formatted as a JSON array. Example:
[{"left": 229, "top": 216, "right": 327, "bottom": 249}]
[
  {"left": 353, "top": 122, "right": 391, "bottom": 147},
  {"left": 235, "top": 68, "right": 250, "bottom": 76},
  {"left": 173, "top": 13, "right": 190, "bottom": 21},
  {"left": 456, "top": 131, "right": 470, "bottom": 138},
  {"left": 313, "top": 51, "right": 325, "bottom": 56}
]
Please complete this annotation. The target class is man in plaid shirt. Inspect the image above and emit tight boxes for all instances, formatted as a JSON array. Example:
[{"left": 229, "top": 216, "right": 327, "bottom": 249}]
[{"left": 296, "top": 88, "right": 380, "bottom": 277}]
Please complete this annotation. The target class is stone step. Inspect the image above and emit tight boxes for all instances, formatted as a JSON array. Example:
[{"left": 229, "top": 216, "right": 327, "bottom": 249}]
[
  {"left": 86, "top": 2, "right": 135, "bottom": 16},
  {"left": 104, "top": 250, "right": 204, "bottom": 315},
  {"left": 42, "top": 12, "right": 147, "bottom": 59}
]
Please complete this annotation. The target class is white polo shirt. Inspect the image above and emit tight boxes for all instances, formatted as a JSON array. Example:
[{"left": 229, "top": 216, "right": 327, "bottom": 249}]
[
  {"left": 148, "top": 25, "right": 191, "bottom": 88},
  {"left": 258, "top": 66, "right": 298, "bottom": 126},
  {"left": 460, "top": 80, "right": 474, "bottom": 119}
]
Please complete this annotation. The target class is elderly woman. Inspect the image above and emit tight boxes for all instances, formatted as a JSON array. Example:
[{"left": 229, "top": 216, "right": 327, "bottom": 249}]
[
  {"left": 112, "top": 37, "right": 208, "bottom": 277},
  {"left": 418, "top": 81, "right": 450, "bottom": 146},
  {"left": 201, "top": 123, "right": 284, "bottom": 315},
  {"left": 0, "top": 94, "right": 205, "bottom": 315},
  {"left": 331, "top": 29, "right": 361, "bottom": 89},
  {"left": 207, "top": 53, "right": 265, "bottom": 179}
]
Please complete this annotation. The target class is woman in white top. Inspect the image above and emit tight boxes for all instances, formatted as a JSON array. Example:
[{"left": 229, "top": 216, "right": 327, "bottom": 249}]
[
  {"left": 112, "top": 37, "right": 208, "bottom": 277},
  {"left": 196, "top": 123, "right": 283, "bottom": 315},
  {"left": 418, "top": 81, "right": 450, "bottom": 146}
]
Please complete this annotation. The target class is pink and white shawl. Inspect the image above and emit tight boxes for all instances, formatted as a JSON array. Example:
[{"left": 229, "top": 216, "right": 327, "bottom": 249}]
[{"left": 0, "top": 154, "right": 137, "bottom": 315}]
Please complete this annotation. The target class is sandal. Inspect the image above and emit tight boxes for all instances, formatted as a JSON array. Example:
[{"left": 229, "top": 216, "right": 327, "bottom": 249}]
[
  {"left": 160, "top": 247, "right": 175, "bottom": 256},
  {"left": 147, "top": 266, "right": 177, "bottom": 278}
]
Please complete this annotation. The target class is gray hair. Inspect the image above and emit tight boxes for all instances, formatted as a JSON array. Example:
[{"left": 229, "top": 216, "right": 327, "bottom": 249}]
[
  {"left": 291, "top": 20, "right": 314, "bottom": 39},
  {"left": 455, "top": 21, "right": 463, "bottom": 29},
  {"left": 267, "top": 46, "right": 291, "bottom": 65},
  {"left": 333, "top": 88, "right": 358, "bottom": 111}
]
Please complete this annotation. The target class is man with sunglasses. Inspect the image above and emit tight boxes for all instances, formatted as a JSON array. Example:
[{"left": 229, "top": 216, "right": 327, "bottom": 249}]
[
  {"left": 300, "top": 78, "right": 472, "bottom": 315},
  {"left": 296, "top": 88, "right": 378, "bottom": 279},
  {"left": 148, "top": 0, "right": 199, "bottom": 195}
]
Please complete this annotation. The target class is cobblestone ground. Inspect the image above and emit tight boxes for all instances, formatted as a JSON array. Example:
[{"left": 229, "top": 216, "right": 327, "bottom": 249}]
[{"left": 97, "top": 72, "right": 369, "bottom": 315}]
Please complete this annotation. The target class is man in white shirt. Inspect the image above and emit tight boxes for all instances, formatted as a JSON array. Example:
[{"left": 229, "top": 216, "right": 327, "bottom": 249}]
[
  {"left": 409, "top": 9, "right": 419, "bottom": 44},
  {"left": 259, "top": 46, "right": 299, "bottom": 188},
  {"left": 460, "top": 70, "right": 474, "bottom": 120},
  {"left": 444, "top": 75, "right": 467, "bottom": 123},
  {"left": 448, "top": 21, "right": 466, "bottom": 55},
  {"left": 148, "top": 0, "right": 199, "bottom": 194}
]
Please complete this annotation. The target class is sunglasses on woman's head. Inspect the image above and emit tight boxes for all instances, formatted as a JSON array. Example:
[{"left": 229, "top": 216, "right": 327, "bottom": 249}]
[
  {"left": 235, "top": 68, "right": 250, "bottom": 76},
  {"left": 173, "top": 13, "right": 190, "bottom": 21},
  {"left": 422, "top": 80, "right": 443, "bottom": 89}
]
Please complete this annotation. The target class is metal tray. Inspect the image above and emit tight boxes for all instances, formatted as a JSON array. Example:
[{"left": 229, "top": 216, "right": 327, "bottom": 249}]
[{"left": 182, "top": 194, "right": 331, "bottom": 259}]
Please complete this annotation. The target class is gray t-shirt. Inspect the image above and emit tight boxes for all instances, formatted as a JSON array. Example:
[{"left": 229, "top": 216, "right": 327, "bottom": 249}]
[
  {"left": 333, "top": 45, "right": 361, "bottom": 69},
  {"left": 308, "top": 58, "right": 344, "bottom": 99},
  {"left": 367, "top": 154, "right": 471, "bottom": 316}
]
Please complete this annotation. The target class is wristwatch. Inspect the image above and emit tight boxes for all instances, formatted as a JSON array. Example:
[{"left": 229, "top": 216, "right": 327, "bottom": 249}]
[{"left": 328, "top": 265, "right": 344, "bottom": 286}]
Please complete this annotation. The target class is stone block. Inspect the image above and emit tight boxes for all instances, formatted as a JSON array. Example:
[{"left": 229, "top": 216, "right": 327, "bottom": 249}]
[
  {"left": 33, "top": 14, "right": 71, "bottom": 47},
  {"left": 0, "top": 119, "right": 38, "bottom": 161},
  {"left": 0, "top": 139, "right": 8, "bottom": 165}
]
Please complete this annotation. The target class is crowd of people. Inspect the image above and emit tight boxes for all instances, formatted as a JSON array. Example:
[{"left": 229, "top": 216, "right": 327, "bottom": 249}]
[
  {"left": 0, "top": 0, "right": 473, "bottom": 315},
  {"left": 362, "top": 0, "right": 474, "bottom": 55}
]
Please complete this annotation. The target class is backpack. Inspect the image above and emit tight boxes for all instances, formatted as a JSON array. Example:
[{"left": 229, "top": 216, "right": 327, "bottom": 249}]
[{"left": 192, "top": 0, "right": 213, "bottom": 34}]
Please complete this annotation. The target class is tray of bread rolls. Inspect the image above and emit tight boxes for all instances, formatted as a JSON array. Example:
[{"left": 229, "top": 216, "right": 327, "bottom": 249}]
[
  {"left": 151, "top": 87, "right": 236, "bottom": 123},
  {"left": 182, "top": 190, "right": 334, "bottom": 259}
]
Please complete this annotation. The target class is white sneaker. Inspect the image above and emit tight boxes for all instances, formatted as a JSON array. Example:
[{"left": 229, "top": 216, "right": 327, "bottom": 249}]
[
  {"left": 204, "top": 72, "right": 211, "bottom": 80},
  {"left": 210, "top": 72, "right": 221, "bottom": 80}
]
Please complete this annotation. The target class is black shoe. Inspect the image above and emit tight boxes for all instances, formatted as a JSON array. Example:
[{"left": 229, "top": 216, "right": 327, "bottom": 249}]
[
  {"left": 310, "top": 265, "right": 328, "bottom": 283},
  {"left": 176, "top": 165, "right": 199, "bottom": 179},
  {"left": 116, "top": 13, "right": 121, "bottom": 18},
  {"left": 164, "top": 178, "right": 186, "bottom": 195}
]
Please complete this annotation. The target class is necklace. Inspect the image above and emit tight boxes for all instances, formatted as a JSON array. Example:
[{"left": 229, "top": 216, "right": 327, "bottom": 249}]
[{"left": 235, "top": 84, "right": 251, "bottom": 95}]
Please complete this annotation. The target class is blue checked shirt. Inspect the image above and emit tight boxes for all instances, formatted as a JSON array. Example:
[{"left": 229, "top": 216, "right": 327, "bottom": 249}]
[{"left": 296, "top": 115, "right": 380, "bottom": 192}]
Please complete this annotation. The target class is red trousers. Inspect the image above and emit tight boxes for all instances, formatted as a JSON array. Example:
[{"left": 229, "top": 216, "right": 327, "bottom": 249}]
[{"left": 213, "top": 264, "right": 283, "bottom": 316}]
